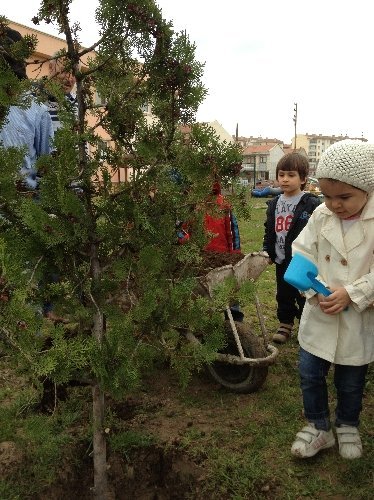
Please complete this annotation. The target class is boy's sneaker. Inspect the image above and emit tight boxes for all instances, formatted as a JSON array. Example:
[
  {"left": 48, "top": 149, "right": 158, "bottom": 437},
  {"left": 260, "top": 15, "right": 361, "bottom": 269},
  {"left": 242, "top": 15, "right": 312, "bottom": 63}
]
[
  {"left": 272, "top": 323, "right": 293, "bottom": 344},
  {"left": 291, "top": 423, "right": 335, "bottom": 458},
  {"left": 336, "top": 425, "right": 363, "bottom": 459}
]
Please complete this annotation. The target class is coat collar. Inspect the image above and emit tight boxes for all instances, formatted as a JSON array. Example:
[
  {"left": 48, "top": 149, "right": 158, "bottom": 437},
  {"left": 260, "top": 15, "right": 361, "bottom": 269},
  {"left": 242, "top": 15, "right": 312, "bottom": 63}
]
[{"left": 361, "top": 192, "right": 374, "bottom": 220}]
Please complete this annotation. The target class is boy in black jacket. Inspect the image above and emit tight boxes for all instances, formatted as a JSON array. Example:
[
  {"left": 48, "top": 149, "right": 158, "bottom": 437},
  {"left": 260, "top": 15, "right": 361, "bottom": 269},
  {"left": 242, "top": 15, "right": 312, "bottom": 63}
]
[{"left": 263, "top": 153, "right": 320, "bottom": 343}]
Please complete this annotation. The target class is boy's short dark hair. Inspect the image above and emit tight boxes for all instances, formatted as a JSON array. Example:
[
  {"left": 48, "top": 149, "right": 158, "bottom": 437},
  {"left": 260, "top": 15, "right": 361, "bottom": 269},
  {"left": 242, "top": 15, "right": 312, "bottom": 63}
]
[
  {"left": 276, "top": 152, "right": 309, "bottom": 188},
  {"left": 0, "top": 26, "right": 27, "bottom": 80}
]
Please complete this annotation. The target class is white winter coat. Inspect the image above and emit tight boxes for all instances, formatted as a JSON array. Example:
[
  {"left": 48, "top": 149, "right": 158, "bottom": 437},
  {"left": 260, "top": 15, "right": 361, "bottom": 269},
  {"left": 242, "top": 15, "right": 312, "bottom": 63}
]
[{"left": 292, "top": 193, "right": 374, "bottom": 366}]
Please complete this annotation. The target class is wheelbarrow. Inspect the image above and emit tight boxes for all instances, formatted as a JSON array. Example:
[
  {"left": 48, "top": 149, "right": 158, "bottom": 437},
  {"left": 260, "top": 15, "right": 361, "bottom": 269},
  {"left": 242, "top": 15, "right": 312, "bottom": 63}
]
[{"left": 187, "top": 251, "right": 279, "bottom": 393}]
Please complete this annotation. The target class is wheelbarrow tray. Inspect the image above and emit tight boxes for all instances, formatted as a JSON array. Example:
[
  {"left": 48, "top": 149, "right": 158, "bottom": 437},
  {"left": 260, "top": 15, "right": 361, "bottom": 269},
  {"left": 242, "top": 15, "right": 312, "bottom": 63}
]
[
  {"left": 192, "top": 251, "right": 278, "bottom": 367},
  {"left": 197, "top": 251, "right": 269, "bottom": 298}
]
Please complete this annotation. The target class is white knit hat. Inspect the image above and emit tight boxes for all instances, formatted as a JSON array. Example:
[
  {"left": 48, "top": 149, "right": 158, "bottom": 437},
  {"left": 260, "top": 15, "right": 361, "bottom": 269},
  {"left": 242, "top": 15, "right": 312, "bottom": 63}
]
[{"left": 316, "top": 139, "right": 374, "bottom": 192}]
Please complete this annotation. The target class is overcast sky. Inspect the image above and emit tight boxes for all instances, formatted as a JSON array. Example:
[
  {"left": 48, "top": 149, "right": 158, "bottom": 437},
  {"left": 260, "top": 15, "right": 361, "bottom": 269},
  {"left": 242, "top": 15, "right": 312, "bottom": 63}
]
[{"left": 2, "top": 0, "right": 374, "bottom": 143}]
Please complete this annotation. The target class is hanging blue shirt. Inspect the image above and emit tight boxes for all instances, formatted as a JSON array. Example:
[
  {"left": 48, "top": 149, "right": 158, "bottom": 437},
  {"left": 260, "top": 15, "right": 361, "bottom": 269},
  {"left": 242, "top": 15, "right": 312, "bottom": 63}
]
[{"left": 0, "top": 98, "right": 54, "bottom": 189}]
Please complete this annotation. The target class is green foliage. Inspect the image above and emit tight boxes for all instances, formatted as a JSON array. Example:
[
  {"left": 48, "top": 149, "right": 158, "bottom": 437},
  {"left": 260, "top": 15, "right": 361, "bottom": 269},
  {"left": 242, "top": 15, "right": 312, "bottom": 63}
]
[
  {"left": 20, "top": 414, "right": 73, "bottom": 485},
  {"left": 0, "top": 2, "right": 246, "bottom": 471},
  {"left": 0, "top": 194, "right": 372, "bottom": 499},
  {"left": 0, "top": 16, "right": 36, "bottom": 125},
  {"left": 0, "top": 378, "right": 83, "bottom": 495},
  {"left": 0, "top": 145, "right": 24, "bottom": 199}
]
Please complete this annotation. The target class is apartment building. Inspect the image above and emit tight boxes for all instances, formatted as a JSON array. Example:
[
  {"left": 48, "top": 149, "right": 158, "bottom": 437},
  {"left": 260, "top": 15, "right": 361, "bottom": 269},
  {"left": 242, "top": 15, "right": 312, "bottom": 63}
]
[
  {"left": 206, "top": 120, "right": 235, "bottom": 143},
  {"left": 241, "top": 143, "right": 284, "bottom": 185},
  {"left": 7, "top": 20, "right": 141, "bottom": 183},
  {"left": 283, "top": 145, "right": 308, "bottom": 157},
  {"left": 292, "top": 133, "right": 367, "bottom": 175},
  {"left": 235, "top": 135, "right": 284, "bottom": 149}
]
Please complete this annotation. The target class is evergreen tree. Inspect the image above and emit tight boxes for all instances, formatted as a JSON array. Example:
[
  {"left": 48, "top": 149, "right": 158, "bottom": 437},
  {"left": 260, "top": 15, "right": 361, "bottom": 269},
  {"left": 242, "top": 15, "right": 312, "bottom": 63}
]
[{"left": 0, "top": 1, "right": 245, "bottom": 497}]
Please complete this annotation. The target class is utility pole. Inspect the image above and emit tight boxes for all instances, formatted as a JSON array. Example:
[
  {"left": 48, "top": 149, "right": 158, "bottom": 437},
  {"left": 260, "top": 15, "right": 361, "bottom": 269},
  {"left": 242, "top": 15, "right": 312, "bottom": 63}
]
[
  {"left": 293, "top": 103, "right": 297, "bottom": 149},
  {"left": 293, "top": 102, "right": 297, "bottom": 150},
  {"left": 253, "top": 157, "right": 256, "bottom": 189}
]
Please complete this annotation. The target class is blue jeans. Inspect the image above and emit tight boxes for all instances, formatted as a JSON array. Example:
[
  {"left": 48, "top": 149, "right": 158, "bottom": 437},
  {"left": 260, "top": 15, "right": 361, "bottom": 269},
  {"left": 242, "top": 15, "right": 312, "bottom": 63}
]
[{"left": 299, "top": 348, "right": 368, "bottom": 431}]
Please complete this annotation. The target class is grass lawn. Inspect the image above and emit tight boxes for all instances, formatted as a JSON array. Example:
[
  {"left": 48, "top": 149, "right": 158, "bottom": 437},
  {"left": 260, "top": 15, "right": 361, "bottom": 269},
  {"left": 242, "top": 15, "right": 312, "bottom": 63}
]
[
  {"left": 0, "top": 195, "right": 373, "bottom": 499},
  {"left": 236, "top": 196, "right": 373, "bottom": 499}
]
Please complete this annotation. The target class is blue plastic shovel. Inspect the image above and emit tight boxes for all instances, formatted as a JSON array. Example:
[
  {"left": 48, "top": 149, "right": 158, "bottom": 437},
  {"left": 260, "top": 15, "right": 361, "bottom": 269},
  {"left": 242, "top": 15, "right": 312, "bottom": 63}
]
[{"left": 284, "top": 253, "right": 331, "bottom": 296}]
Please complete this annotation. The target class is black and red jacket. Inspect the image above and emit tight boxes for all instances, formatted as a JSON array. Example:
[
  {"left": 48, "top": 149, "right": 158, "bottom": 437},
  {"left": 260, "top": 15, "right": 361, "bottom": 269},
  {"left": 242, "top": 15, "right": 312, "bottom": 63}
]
[
  {"left": 204, "top": 181, "right": 241, "bottom": 253},
  {"left": 263, "top": 192, "right": 321, "bottom": 264}
]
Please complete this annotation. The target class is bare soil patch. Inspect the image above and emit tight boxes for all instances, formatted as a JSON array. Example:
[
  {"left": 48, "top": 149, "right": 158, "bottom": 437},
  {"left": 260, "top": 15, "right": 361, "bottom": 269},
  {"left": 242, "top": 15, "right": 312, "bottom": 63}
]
[{"left": 2, "top": 365, "right": 268, "bottom": 499}]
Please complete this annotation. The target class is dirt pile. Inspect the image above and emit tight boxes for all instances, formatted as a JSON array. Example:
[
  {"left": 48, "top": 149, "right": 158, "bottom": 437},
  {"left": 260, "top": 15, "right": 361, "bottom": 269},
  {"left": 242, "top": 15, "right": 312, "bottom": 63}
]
[
  {"left": 0, "top": 441, "right": 24, "bottom": 480},
  {"left": 198, "top": 250, "right": 245, "bottom": 271}
]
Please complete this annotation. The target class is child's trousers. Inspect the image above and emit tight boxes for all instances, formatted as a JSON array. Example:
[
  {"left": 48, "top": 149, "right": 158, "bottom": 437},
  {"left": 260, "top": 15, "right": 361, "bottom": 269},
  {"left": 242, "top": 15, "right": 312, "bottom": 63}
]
[
  {"left": 298, "top": 348, "right": 368, "bottom": 431},
  {"left": 275, "top": 261, "right": 305, "bottom": 324}
]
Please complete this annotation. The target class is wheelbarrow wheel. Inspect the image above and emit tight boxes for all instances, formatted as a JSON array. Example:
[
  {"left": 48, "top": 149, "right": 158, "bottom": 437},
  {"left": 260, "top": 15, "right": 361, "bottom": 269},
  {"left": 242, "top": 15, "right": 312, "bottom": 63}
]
[{"left": 206, "top": 321, "right": 269, "bottom": 394}]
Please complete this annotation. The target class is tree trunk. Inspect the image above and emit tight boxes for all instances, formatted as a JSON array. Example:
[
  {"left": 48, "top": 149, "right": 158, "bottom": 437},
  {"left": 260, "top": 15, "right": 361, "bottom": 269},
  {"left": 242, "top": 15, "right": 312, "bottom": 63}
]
[
  {"left": 90, "top": 243, "right": 108, "bottom": 499},
  {"left": 92, "top": 382, "right": 108, "bottom": 499}
]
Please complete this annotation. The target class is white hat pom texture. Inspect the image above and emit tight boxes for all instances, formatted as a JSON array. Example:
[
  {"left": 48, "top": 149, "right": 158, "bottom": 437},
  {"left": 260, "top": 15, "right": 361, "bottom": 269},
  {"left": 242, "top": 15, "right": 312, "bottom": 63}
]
[{"left": 316, "top": 139, "right": 374, "bottom": 192}]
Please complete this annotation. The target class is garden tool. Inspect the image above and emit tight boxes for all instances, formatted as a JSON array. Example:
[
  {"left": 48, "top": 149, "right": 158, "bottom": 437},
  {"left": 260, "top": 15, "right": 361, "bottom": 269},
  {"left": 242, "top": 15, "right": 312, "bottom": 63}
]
[{"left": 284, "top": 253, "right": 331, "bottom": 296}]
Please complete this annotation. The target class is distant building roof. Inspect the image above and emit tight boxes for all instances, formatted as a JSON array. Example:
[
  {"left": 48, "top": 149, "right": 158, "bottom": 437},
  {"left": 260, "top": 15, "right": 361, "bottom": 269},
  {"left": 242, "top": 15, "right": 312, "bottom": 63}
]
[
  {"left": 243, "top": 144, "right": 277, "bottom": 154},
  {"left": 179, "top": 124, "right": 192, "bottom": 134},
  {"left": 303, "top": 133, "right": 367, "bottom": 142},
  {"left": 283, "top": 146, "right": 307, "bottom": 156}
]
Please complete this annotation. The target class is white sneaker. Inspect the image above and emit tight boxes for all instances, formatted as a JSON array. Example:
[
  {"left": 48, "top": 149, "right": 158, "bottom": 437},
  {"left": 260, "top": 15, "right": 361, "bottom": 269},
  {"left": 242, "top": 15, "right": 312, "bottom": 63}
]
[
  {"left": 291, "top": 423, "right": 335, "bottom": 458},
  {"left": 336, "top": 425, "right": 363, "bottom": 459}
]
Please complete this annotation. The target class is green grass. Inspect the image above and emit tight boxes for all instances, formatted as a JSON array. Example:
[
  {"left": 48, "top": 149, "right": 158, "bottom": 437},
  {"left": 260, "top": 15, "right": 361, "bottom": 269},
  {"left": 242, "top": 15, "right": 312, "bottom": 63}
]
[
  {"left": 172, "top": 196, "right": 373, "bottom": 499},
  {"left": 239, "top": 199, "right": 268, "bottom": 253},
  {"left": 240, "top": 198, "right": 279, "bottom": 338},
  {"left": 0, "top": 196, "right": 372, "bottom": 499},
  {"left": 197, "top": 196, "right": 374, "bottom": 499}
]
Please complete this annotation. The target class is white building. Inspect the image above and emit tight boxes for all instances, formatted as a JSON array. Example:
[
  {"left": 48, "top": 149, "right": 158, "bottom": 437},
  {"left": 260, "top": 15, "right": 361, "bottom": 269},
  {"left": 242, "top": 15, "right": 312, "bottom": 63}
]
[
  {"left": 241, "top": 143, "right": 284, "bottom": 184},
  {"left": 292, "top": 133, "right": 367, "bottom": 175}
]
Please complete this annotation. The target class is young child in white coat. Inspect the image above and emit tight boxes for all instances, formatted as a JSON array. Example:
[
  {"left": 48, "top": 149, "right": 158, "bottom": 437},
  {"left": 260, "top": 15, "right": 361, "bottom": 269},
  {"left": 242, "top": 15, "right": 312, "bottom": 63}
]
[{"left": 290, "top": 140, "right": 374, "bottom": 460}]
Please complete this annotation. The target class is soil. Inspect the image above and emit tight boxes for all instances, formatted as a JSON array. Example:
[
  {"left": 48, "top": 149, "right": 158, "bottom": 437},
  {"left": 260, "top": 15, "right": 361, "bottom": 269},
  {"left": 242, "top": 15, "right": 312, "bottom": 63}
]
[
  {"left": 0, "top": 251, "right": 264, "bottom": 499},
  {"left": 0, "top": 441, "right": 24, "bottom": 480},
  {"left": 0, "top": 363, "right": 273, "bottom": 499},
  {"left": 61, "top": 368, "right": 248, "bottom": 499},
  {"left": 198, "top": 250, "right": 245, "bottom": 271}
]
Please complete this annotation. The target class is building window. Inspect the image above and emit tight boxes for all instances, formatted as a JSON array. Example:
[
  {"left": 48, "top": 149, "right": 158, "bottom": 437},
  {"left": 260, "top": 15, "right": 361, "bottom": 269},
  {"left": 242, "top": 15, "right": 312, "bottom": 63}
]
[
  {"left": 98, "top": 139, "right": 110, "bottom": 159},
  {"left": 141, "top": 103, "right": 151, "bottom": 114},
  {"left": 94, "top": 91, "right": 107, "bottom": 106}
]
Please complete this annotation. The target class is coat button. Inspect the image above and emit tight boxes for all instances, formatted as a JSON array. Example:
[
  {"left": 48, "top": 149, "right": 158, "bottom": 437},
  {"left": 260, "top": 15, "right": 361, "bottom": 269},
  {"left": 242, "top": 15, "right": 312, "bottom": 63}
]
[
  {"left": 340, "top": 258, "right": 348, "bottom": 266},
  {"left": 325, "top": 255, "right": 330, "bottom": 261}
]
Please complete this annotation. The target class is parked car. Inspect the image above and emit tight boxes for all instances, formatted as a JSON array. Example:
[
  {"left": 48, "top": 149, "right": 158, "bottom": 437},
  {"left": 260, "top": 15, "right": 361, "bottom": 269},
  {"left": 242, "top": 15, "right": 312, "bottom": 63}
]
[{"left": 251, "top": 185, "right": 283, "bottom": 198}]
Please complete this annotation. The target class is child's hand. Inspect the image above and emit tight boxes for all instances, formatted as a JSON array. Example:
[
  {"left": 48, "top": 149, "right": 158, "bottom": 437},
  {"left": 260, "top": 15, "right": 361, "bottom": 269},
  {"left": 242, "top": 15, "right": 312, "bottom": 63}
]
[
  {"left": 318, "top": 287, "right": 351, "bottom": 314},
  {"left": 261, "top": 251, "right": 272, "bottom": 264}
]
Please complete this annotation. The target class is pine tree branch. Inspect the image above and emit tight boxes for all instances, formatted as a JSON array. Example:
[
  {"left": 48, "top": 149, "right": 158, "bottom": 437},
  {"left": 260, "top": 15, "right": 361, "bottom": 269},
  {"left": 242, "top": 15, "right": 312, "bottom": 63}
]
[
  {"left": 78, "top": 35, "right": 109, "bottom": 58},
  {"left": 0, "top": 327, "right": 33, "bottom": 363},
  {"left": 77, "top": 25, "right": 133, "bottom": 80},
  {"left": 27, "top": 255, "right": 44, "bottom": 285}
]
